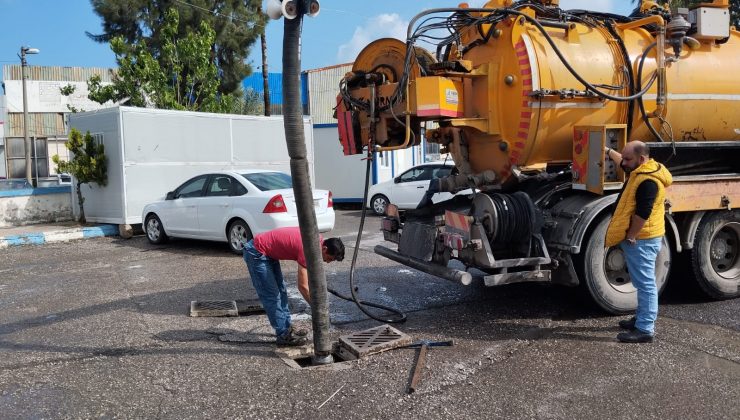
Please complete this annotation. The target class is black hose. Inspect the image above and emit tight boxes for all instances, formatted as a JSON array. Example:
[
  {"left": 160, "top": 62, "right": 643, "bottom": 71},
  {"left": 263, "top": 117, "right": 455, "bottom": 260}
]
[
  {"left": 506, "top": 9, "right": 658, "bottom": 102},
  {"left": 604, "top": 20, "right": 636, "bottom": 137},
  {"left": 636, "top": 42, "right": 665, "bottom": 142},
  {"left": 327, "top": 151, "right": 407, "bottom": 324},
  {"left": 489, "top": 193, "right": 534, "bottom": 244}
]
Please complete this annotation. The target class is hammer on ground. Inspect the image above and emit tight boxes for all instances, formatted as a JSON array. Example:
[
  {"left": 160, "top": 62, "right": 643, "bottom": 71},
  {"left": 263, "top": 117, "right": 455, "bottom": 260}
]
[{"left": 403, "top": 339, "right": 454, "bottom": 393}]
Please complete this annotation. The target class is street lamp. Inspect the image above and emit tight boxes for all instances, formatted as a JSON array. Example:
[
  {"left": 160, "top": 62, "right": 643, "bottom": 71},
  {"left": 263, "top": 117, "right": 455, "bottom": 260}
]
[{"left": 20, "top": 46, "right": 39, "bottom": 186}]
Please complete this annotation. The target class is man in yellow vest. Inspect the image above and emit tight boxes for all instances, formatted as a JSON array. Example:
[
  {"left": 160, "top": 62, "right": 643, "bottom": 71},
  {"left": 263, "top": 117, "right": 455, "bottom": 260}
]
[{"left": 604, "top": 141, "right": 673, "bottom": 343}]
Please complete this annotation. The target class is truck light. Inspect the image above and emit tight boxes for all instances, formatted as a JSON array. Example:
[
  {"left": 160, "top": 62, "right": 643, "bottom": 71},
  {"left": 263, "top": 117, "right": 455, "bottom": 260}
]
[
  {"left": 382, "top": 218, "right": 399, "bottom": 232},
  {"left": 263, "top": 194, "right": 288, "bottom": 213},
  {"left": 328, "top": 191, "right": 333, "bottom": 208}
]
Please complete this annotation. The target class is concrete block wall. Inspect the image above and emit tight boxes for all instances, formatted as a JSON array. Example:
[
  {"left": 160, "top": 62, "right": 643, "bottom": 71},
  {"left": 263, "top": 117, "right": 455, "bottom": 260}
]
[{"left": 0, "top": 187, "right": 74, "bottom": 227}]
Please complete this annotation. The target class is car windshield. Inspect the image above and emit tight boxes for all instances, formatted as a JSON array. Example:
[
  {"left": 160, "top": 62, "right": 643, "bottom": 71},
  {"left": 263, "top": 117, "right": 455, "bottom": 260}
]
[{"left": 242, "top": 172, "right": 293, "bottom": 191}]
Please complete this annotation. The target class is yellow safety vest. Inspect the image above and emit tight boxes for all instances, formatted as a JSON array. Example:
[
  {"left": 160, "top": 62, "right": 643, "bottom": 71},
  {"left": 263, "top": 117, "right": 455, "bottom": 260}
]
[{"left": 605, "top": 159, "right": 673, "bottom": 248}]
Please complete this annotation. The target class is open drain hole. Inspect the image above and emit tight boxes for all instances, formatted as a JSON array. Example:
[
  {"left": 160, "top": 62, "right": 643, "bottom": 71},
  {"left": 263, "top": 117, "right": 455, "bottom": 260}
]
[
  {"left": 279, "top": 325, "right": 412, "bottom": 369},
  {"left": 293, "top": 356, "right": 315, "bottom": 368},
  {"left": 280, "top": 345, "right": 355, "bottom": 369}
]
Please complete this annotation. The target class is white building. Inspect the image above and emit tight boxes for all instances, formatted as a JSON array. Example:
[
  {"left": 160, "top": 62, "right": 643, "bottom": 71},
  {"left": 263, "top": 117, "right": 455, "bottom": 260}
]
[{"left": 1, "top": 65, "right": 114, "bottom": 181}]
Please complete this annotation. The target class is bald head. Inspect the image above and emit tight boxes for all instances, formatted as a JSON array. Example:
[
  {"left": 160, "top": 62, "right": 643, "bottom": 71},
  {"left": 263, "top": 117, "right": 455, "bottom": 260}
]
[
  {"left": 626, "top": 140, "right": 650, "bottom": 158},
  {"left": 620, "top": 140, "right": 650, "bottom": 173}
]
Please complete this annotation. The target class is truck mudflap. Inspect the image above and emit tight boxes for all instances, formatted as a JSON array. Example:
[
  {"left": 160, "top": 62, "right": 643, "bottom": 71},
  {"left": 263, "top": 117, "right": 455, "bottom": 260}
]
[{"left": 374, "top": 245, "right": 473, "bottom": 286}]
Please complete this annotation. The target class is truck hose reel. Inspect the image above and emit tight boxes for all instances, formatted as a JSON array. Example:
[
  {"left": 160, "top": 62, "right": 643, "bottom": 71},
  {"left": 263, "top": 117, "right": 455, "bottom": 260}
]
[{"left": 472, "top": 192, "right": 540, "bottom": 245}]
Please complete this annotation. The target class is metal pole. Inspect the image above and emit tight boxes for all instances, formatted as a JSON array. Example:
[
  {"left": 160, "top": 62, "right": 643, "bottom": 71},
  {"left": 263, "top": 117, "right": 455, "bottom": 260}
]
[
  {"left": 21, "top": 48, "right": 33, "bottom": 186},
  {"left": 32, "top": 136, "right": 37, "bottom": 186}
]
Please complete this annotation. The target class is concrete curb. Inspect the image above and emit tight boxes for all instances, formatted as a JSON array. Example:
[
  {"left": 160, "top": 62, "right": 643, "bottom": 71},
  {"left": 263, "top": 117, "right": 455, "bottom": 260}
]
[{"left": 0, "top": 224, "right": 119, "bottom": 249}]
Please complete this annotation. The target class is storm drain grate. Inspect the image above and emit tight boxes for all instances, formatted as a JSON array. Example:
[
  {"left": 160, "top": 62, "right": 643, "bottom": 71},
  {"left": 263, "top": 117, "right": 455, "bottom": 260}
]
[
  {"left": 235, "top": 299, "right": 265, "bottom": 315},
  {"left": 190, "top": 300, "right": 239, "bottom": 317},
  {"left": 338, "top": 324, "right": 412, "bottom": 358}
]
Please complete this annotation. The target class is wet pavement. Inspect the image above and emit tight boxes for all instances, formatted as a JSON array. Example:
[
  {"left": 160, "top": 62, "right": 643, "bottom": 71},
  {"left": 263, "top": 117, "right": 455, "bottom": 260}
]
[{"left": 0, "top": 209, "right": 738, "bottom": 418}]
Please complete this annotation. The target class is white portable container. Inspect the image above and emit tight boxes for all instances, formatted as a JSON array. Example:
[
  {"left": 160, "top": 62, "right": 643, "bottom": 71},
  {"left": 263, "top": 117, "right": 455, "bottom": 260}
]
[{"left": 68, "top": 106, "right": 314, "bottom": 225}]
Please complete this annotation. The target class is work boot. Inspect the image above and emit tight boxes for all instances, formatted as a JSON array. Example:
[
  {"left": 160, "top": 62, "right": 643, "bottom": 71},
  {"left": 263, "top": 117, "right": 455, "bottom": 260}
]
[
  {"left": 617, "top": 329, "right": 654, "bottom": 343},
  {"left": 276, "top": 330, "right": 308, "bottom": 347},
  {"left": 289, "top": 326, "right": 309, "bottom": 337},
  {"left": 618, "top": 317, "right": 636, "bottom": 330}
]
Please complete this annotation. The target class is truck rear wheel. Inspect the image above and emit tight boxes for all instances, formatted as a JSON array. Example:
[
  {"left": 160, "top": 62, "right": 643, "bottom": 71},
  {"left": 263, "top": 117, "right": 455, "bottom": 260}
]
[
  {"left": 580, "top": 217, "right": 671, "bottom": 314},
  {"left": 690, "top": 210, "right": 740, "bottom": 299}
]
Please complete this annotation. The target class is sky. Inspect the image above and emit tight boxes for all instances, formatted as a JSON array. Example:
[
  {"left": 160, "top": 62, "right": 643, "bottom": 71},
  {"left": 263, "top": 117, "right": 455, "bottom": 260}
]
[{"left": 0, "top": 0, "right": 634, "bottom": 80}]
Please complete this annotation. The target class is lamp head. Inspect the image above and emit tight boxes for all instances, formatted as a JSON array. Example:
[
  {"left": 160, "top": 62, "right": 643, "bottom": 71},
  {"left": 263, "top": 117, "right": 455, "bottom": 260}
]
[
  {"left": 306, "top": 0, "right": 320, "bottom": 17},
  {"left": 265, "top": 0, "right": 283, "bottom": 20}
]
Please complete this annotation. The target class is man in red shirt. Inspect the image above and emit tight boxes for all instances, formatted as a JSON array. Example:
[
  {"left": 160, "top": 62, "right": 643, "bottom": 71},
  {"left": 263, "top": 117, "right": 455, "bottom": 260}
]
[{"left": 242, "top": 226, "right": 345, "bottom": 346}]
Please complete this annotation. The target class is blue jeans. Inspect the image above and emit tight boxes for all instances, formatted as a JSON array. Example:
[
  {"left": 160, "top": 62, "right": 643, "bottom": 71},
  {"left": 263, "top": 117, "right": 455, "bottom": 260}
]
[
  {"left": 620, "top": 237, "right": 663, "bottom": 335},
  {"left": 243, "top": 240, "right": 291, "bottom": 337}
]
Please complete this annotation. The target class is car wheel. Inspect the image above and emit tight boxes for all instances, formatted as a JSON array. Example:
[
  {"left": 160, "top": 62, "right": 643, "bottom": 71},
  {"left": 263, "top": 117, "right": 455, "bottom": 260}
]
[
  {"left": 228, "top": 219, "right": 253, "bottom": 255},
  {"left": 145, "top": 214, "right": 168, "bottom": 245},
  {"left": 370, "top": 194, "right": 390, "bottom": 216}
]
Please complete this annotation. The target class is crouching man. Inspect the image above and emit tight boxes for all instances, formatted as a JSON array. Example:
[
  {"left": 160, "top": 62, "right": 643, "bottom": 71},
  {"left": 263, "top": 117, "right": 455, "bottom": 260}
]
[{"left": 242, "top": 226, "right": 344, "bottom": 346}]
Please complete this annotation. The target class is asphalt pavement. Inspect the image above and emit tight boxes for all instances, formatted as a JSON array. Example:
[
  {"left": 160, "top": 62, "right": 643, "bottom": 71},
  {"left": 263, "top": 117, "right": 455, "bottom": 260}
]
[{"left": 0, "top": 209, "right": 738, "bottom": 419}]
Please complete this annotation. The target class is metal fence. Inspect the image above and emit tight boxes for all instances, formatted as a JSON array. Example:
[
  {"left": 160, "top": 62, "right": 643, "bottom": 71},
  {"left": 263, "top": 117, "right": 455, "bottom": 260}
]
[{"left": 306, "top": 63, "right": 353, "bottom": 125}]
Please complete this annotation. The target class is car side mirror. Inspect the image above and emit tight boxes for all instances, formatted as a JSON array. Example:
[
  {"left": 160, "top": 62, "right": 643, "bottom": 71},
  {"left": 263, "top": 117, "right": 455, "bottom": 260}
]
[
  {"left": 394, "top": 177, "right": 400, "bottom": 184},
  {"left": 166, "top": 191, "right": 176, "bottom": 200}
]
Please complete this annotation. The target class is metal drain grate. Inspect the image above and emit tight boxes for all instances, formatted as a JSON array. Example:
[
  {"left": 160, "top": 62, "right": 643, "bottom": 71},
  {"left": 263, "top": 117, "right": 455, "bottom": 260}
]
[
  {"left": 190, "top": 300, "right": 239, "bottom": 317},
  {"left": 235, "top": 299, "right": 265, "bottom": 315},
  {"left": 338, "top": 324, "right": 412, "bottom": 358}
]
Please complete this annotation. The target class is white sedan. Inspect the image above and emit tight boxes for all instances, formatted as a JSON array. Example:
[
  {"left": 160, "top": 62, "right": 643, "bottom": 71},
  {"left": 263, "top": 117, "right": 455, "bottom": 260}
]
[
  {"left": 367, "top": 161, "right": 460, "bottom": 215},
  {"left": 142, "top": 170, "right": 335, "bottom": 253}
]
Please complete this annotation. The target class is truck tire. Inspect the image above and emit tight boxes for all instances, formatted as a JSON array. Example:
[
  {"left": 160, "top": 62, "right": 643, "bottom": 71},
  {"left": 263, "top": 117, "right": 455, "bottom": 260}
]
[
  {"left": 690, "top": 210, "right": 740, "bottom": 299},
  {"left": 228, "top": 219, "right": 252, "bottom": 255},
  {"left": 145, "top": 214, "right": 168, "bottom": 245},
  {"left": 580, "top": 217, "right": 671, "bottom": 314},
  {"left": 370, "top": 194, "right": 390, "bottom": 216}
]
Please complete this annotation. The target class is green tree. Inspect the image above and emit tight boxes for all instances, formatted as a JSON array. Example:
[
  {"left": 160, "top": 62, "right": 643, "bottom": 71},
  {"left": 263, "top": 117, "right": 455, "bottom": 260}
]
[
  {"left": 242, "top": 89, "right": 265, "bottom": 115},
  {"left": 53, "top": 129, "right": 108, "bottom": 224},
  {"left": 88, "top": 9, "right": 241, "bottom": 113},
  {"left": 88, "top": 0, "right": 266, "bottom": 95}
]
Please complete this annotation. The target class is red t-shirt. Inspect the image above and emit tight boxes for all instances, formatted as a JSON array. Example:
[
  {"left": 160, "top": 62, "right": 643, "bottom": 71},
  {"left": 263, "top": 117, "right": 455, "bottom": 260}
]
[{"left": 253, "top": 227, "right": 323, "bottom": 268}]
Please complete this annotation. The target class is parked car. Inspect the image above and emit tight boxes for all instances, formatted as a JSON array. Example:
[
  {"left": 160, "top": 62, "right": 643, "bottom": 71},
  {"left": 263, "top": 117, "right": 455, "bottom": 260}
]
[
  {"left": 367, "top": 161, "right": 465, "bottom": 215},
  {"left": 142, "top": 170, "right": 335, "bottom": 253}
]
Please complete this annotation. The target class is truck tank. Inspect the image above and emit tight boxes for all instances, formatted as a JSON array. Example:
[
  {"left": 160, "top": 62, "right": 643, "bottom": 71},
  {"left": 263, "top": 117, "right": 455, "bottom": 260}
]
[
  {"left": 336, "top": 0, "right": 740, "bottom": 312},
  {"left": 338, "top": 0, "right": 740, "bottom": 183}
]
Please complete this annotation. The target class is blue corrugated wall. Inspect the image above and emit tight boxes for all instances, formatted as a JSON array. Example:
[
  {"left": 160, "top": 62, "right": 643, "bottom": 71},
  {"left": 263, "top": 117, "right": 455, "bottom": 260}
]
[{"left": 242, "top": 72, "right": 308, "bottom": 113}]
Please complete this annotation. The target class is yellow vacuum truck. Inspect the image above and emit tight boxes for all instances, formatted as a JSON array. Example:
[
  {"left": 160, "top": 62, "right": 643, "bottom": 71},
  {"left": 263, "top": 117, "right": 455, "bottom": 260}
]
[{"left": 335, "top": 0, "right": 739, "bottom": 313}]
